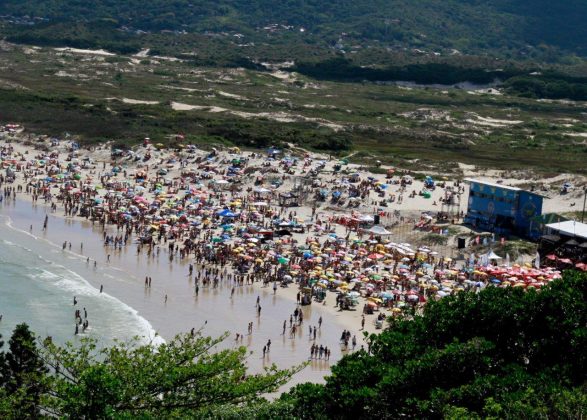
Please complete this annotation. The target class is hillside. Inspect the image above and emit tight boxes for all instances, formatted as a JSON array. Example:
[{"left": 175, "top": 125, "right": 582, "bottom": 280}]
[{"left": 1, "top": 0, "right": 587, "bottom": 60}]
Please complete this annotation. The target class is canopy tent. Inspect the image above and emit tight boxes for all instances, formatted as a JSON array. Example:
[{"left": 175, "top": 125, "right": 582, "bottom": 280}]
[
  {"left": 367, "top": 225, "right": 392, "bottom": 236},
  {"left": 486, "top": 250, "right": 502, "bottom": 260}
]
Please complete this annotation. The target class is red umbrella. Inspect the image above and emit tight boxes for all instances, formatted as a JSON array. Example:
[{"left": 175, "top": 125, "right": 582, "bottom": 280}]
[{"left": 546, "top": 254, "right": 557, "bottom": 261}]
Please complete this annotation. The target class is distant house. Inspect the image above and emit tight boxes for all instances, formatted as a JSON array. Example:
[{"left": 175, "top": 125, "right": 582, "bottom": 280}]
[{"left": 464, "top": 179, "right": 543, "bottom": 238}]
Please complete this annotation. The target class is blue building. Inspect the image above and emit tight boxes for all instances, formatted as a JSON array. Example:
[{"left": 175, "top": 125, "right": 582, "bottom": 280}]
[{"left": 464, "top": 179, "right": 543, "bottom": 238}]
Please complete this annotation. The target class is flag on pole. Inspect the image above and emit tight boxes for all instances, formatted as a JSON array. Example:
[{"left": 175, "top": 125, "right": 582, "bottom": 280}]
[{"left": 505, "top": 253, "right": 510, "bottom": 267}]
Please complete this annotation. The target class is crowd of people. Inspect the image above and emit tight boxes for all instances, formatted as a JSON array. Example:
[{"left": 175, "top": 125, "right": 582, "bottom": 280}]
[{"left": 0, "top": 136, "right": 565, "bottom": 362}]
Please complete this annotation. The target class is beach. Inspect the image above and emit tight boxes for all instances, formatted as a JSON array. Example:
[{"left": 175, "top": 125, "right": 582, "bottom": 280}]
[{"left": 0, "top": 126, "right": 584, "bottom": 387}]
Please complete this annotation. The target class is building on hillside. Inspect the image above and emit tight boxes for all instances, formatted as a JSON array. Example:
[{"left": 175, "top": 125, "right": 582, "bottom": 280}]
[{"left": 463, "top": 179, "right": 543, "bottom": 238}]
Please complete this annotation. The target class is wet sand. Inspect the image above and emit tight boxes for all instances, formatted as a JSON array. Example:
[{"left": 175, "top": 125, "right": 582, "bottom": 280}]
[{"left": 2, "top": 198, "right": 370, "bottom": 388}]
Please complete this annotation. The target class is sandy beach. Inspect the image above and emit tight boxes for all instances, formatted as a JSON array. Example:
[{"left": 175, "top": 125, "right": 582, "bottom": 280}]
[{"left": 0, "top": 124, "right": 585, "bottom": 387}]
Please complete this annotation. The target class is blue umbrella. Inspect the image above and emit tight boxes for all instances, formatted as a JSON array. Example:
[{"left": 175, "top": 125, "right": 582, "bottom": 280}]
[{"left": 217, "top": 209, "right": 237, "bottom": 217}]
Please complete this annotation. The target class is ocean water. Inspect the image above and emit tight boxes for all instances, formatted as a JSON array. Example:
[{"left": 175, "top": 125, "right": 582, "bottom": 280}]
[
  {"left": 0, "top": 199, "right": 354, "bottom": 388},
  {"left": 0, "top": 213, "right": 162, "bottom": 347}
]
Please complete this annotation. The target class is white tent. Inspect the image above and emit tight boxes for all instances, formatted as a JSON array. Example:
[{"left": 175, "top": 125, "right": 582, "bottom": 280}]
[
  {"left": 367, "top": 225, "right": 392, "bottom": 236},
  {"left": 486, "top": 250, "right": 502, "bottom": 260}
]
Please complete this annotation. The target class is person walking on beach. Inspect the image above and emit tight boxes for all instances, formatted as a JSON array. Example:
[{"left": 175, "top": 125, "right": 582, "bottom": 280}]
[
  {"left": 266, "top": 339, "right": 271, "bottom": 352},
  {"left": 100, "top": 285, "right": 103, "bottom": 293},
  {"left": 257, "top": 305, "right": 261, "bottom": 316},
  {"left": 262, "top": 346, "right": 266, "bottom": 357},
  {"left": 318, "top": 316, "right": 322, "bottom": 329},
  {"left": 43, "top": 215, "right": 48, "bottom": 231}
]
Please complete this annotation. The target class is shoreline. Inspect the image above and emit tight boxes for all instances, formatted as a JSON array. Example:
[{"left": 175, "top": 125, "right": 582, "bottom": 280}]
[
  {"left": 0, "top": 130, "right": 584, "bottom": 387},
  {"left": 2, "top": 196, "right": 370, "bottom": 387}
]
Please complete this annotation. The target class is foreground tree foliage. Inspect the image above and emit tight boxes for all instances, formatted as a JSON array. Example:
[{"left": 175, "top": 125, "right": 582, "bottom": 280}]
[
  {"left": 281, "top": 270, "right": 587, "bottom": 418},
  {"left": 0, "top": 329, "right": 301, "bottom": 418},
  {"left": 0, "top": 324, "right": 48, "bottom": 419},
  {"left": 0, "top": 271, "right": 585, "bottom": 418}
]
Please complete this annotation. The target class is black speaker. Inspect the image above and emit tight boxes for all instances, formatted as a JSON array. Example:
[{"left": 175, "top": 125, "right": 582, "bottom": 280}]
[
  {"left": 374, "top": 214, "right": 380, "bottom": 225},
  {"left": 457, "top": 238, "right": 466, "bottom": 249}
]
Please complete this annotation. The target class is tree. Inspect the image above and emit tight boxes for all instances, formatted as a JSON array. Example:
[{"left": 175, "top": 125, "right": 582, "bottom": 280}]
[
  {"left": 1, "top": 323, "right": 48, "bottom": 418},
  {"left": 39, "top": 331, "right": 302, "bottom": 418},
  {"left": 282, "top": 270, "right": 587, "bottom": 418}
]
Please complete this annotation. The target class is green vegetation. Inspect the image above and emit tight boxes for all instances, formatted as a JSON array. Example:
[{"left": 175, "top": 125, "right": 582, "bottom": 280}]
[
  {"left": 1, "top": 270, "right": 585, "bottom": 418},
  {"left": 503, "top": 74, "right": 587, "bottom": 101},
  {"left": 293, "top": 58, "right": 587, "bottom": 102},
  {"left": 0, "top": 328, "right": 300, "bottom": 418},
  {"left": 281, "top": 270, "right": 587, "bottom": 418},
  {"left": 0, "top": 44, "right": 585, "bottom": 173},
  {"left": 1, "top": 0, "right": 587, "bottom": 60},
  {"left": 421, "top": 233, "right": 449, "bottom": 246}
]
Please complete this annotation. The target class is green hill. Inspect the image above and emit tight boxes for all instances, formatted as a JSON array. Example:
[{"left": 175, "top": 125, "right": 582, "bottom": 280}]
[{"left": 1, "top": 0, "right": 586, "bottom": 59}]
